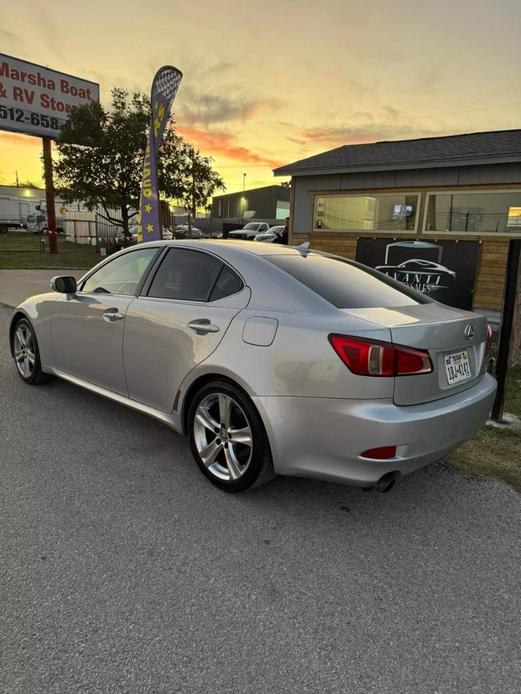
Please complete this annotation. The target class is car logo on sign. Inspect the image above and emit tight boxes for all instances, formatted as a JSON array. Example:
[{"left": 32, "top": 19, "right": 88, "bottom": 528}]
[{"left": 464, "top": 324, "right": 474, "bottom": 341}]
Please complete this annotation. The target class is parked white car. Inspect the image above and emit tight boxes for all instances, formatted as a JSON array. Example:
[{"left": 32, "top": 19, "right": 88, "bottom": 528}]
[
  {"left": 228, "top": 222, "right": 270, "bottom": 240},
  {"left": 254, "top": 225, "right": 285, "bottom": 242}
]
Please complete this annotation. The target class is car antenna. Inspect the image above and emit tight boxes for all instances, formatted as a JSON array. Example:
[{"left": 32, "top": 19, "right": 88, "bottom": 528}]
[{"left": 296, "top": 241, "right": 311, "bottom": 257}]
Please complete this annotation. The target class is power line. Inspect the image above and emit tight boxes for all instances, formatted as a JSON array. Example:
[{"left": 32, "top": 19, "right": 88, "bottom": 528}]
[{"left": 408, "top": 101, "right": 521, "bottom": 122}]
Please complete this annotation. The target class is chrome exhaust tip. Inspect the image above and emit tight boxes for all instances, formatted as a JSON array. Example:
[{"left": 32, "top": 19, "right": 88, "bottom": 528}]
[{"left": 375, "top": 472, "right": 399, "bottom": 494}]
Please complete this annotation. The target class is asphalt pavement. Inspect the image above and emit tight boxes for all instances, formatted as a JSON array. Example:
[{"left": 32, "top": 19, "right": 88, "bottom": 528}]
[
  {"left": 1, "top": 304, "right": 520, "bottom": 693},
  {"left": 0, "top": 270, "right": 84, "bottom": 309}
]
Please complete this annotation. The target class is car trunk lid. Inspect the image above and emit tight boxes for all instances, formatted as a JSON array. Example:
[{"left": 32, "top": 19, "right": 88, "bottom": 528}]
[{"left": 343, "top": 303, "right": 489, "bottom": 405}]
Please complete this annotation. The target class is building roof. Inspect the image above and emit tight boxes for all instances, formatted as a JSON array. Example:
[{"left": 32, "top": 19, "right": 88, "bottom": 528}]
[
  {"left": 0, "top": 185, "right": 46, "bottom": 199},
  {"left": 273, "top": 129, "right": 521, "bottom": 177}
]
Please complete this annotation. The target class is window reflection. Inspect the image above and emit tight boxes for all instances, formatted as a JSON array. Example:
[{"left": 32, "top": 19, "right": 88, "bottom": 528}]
[
  {"left": 425, "top": 191, "right": 521, "bottom": 233},
  {"left": 314, "top": 194, "right": 418, "bottom": 232}
]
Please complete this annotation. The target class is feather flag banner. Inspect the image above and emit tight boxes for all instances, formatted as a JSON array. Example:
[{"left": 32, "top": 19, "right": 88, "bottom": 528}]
[{"left": 137, "top": 66, "right": 182, "bottom": 242}]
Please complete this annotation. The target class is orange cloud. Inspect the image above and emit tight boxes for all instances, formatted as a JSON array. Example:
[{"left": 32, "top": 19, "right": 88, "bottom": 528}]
[
  {"left": 0, "top": 131, "right": 42, "bottom": 148},
  {"left": 296, "top": 117, "right": 442, "bottom": 150},
  {"left": 178, "top": 125, "right": 283, "bottom": 169}
]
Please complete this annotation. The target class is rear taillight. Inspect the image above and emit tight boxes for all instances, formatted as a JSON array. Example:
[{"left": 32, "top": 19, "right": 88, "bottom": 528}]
[{"left": 328, "top": 334, "right": 433, "bottom": 377}]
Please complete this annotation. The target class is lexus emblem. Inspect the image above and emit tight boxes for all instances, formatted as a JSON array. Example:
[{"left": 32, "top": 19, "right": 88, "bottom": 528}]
[{"left": 464, "top": 324, "right": 474, "bottom": 341}]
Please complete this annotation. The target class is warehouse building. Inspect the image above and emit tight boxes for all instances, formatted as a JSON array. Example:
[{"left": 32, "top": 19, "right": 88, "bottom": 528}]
[
  {"left": 274, "top": 130, "right": 521, "bottom": 312},
  {"left": 212, "top": 185, "right": 290, "bottom": 221}
]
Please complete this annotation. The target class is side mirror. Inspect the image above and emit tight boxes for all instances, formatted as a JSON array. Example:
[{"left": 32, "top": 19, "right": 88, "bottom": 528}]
[{"left": 50, "top": 276, "right": 77, "bottom": 294}]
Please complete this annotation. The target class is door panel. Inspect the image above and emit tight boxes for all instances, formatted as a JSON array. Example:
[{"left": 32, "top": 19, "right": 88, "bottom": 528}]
[
  {"left": 51, "top": 294, "right": 132, "bottom": 395},
  {"left": 123, "top": 289, "right": 250, "bottom": 412}
]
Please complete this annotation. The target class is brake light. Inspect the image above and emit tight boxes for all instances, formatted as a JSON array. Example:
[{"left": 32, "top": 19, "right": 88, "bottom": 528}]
[
  {"left": 328, "top": 334, "right": 433, "bottom": 377},
  {"left": 360, "top": 446, "right": 397, "bottom": 459}
]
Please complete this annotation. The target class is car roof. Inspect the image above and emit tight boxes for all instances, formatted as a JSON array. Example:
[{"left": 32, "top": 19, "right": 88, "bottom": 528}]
[{"left": 136, "top": 238, "right": 301, "bottom": 257}]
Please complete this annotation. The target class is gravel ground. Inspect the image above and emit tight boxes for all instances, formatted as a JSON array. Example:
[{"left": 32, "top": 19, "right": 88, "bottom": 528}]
[{"left": 1, "top": 305, "right": 520, "bottom": 694}]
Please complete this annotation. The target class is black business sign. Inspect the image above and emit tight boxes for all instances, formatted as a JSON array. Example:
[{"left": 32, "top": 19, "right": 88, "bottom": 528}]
[{"left": 355, "top": 238, "right": 480, "bottom": 310}]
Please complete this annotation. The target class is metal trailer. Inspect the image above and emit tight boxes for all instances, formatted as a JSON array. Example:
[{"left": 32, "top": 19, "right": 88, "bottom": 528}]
[{"left": 0, "top": 188, "right": 58, "bottom": 233}]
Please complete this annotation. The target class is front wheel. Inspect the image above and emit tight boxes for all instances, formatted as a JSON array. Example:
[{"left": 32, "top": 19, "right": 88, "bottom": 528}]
[
  {"left": 12, "top": 318, "right": 52, "bottom": 385},
  {"left": 188, "top": 380, "right": 274, "bottom": 492}
]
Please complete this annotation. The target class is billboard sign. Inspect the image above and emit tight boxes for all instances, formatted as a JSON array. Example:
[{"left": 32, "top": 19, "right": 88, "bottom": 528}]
[
  {"left": 0, "top": 53, "right": 99, "bottom": 139},
  {"left": 356, "top": 238, "right": 480, "bottom": 310}
]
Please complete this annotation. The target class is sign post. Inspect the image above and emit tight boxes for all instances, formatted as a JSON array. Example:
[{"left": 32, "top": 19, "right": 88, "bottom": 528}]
[
  {"left": 0, "top": 53, "right": 99, "bottom": 253},
  {"left": 491, "top": 239, "right": 521, "bottom": 421},
  {"left": 42, "top": 137, "right": 57, "bottom": 254}
]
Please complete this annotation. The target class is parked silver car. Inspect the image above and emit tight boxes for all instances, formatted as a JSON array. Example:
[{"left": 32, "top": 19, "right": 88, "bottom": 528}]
[{"left": 9, "top": 240, "right": 496, "bottom": 493}]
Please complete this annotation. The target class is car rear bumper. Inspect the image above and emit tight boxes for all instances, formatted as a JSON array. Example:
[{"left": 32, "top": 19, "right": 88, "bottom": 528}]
[{"left": 253, "top": 373, "right": 497, "bottom": 486}]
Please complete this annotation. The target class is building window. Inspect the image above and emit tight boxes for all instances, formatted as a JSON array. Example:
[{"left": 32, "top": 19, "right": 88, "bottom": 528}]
[
  {"left": 424, "top": 190, "right": 521, "bottom": 234},
  {"left": 314, "top": 193, "right": 419, "bottom": 232},
  {"left": 276, "top": 200, "right": 290, "bottom": 220}
]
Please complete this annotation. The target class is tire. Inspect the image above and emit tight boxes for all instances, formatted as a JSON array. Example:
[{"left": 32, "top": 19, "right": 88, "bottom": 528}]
[
  {"left": 11, "top": 317, "right": 53, "bottom": 385},
  {"left": 188, "top": 379, "right": 275, "bottom": 492}
]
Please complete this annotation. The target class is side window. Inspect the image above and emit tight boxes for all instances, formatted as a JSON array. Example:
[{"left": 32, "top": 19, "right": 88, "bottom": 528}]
[
  {"left": 209, "top": 265, "right": 244, "bottom": 301},
  {"left": 81, "top": 248, "right": 158, "bottom": 295},
  {"left": 148, "top": 248, "right": 223, "bottom": 302}
]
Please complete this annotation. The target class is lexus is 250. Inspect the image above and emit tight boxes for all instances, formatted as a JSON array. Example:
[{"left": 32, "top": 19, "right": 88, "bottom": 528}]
[{"left": 10, "top": 240, "right": 496, "bottom": 493}]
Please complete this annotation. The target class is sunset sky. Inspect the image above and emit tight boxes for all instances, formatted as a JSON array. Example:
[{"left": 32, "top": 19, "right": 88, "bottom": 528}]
[{"left": 1, "top": 0, "right": 520, "bottom": 194}]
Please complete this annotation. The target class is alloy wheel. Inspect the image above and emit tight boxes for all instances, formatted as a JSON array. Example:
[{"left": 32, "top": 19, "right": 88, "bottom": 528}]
[
  {"left": 193, "top": 393, "right": 253, "bottom": 482},
  {"left": 14, "top": 323, "right": 36, "bottom": 379}
]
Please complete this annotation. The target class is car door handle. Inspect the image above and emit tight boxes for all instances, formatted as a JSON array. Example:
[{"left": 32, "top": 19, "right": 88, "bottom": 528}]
[
  {"left": 187, "top": 319, "right": 220, "bottom": 335},
  {"left": 103, "top": 308, "right": 125, "bottom": 323}
]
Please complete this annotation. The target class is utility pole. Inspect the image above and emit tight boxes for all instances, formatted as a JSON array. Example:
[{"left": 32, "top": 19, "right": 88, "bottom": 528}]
[
  {"left": 242, "top": 172, "right": 247, "bottom": 221},
  {"left": 42, "top": 137, "right": 58, "bottom": 254}
]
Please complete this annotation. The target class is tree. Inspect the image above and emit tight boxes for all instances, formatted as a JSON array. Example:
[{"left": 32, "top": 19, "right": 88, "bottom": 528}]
[
  {"left": 163, "top": 140, "right": 224, "bottom": 232},
  {"left": 53, "top": 88, "right": 223, "bottom": 237}
]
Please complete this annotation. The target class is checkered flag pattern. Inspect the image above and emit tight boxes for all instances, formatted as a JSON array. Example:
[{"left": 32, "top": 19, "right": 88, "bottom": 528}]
[{"left": 154, "top": 67, "right": 183, "bottom": 101}]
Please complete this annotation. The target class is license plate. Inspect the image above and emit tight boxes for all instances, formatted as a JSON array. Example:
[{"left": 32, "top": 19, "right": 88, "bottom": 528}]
[{"left": 444, "top": 350, "right": 472, "bottom": 385}]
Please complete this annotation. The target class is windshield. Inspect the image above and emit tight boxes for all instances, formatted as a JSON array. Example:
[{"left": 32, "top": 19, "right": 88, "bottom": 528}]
[{"left": 243, "top": 223, "right": 259, "bottom": 230}]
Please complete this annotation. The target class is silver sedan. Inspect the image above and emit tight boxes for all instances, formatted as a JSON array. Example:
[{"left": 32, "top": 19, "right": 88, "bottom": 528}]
[{"left": 9, "top": 240, "right": 496, "bottom": 493}]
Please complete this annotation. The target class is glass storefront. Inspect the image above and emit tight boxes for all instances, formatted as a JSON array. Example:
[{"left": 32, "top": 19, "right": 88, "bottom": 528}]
[
  {"left": 313, "top": 190, "right": 521, "bottom": 235},
  {"left": 425, "top": 191, "right": 521, "bottom": 234},
  {"left": 314, "top": 193, "right": 419, "bottom": 232}
]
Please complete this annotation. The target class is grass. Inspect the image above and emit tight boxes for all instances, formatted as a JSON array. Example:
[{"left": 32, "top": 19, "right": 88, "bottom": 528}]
[
  {"left": 444, "top": 365, "right": 521, "bottom": 492},
  {"left": 0, "top": 231, "right": 100, "bottom": 269}
]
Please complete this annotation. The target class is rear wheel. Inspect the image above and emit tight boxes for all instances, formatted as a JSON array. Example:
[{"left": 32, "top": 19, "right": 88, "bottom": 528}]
[
  {"left": 12, "top": 318, "right": 52, "bottom": 385},
  {"left": 188, "top": 380, "right": 274, "bottom": 492}
]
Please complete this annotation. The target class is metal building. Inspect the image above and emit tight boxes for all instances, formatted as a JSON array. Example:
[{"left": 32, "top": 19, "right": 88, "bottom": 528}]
[{"left": 212, "top": 185, "right": 290, "bottom": 221}]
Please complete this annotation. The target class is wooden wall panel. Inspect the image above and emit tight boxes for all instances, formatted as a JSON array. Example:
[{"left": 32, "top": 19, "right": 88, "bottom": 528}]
[
  {"left": 308, "top": 233, "right": 357, "bottom": 259},
  {"left": 474, "top": 240, "right": 509, "bottom": 310}
]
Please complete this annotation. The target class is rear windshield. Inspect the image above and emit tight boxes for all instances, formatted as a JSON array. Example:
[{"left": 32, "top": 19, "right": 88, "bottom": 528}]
[{"left": 266, "top": 254, "right": 429, "bottom": 308}]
